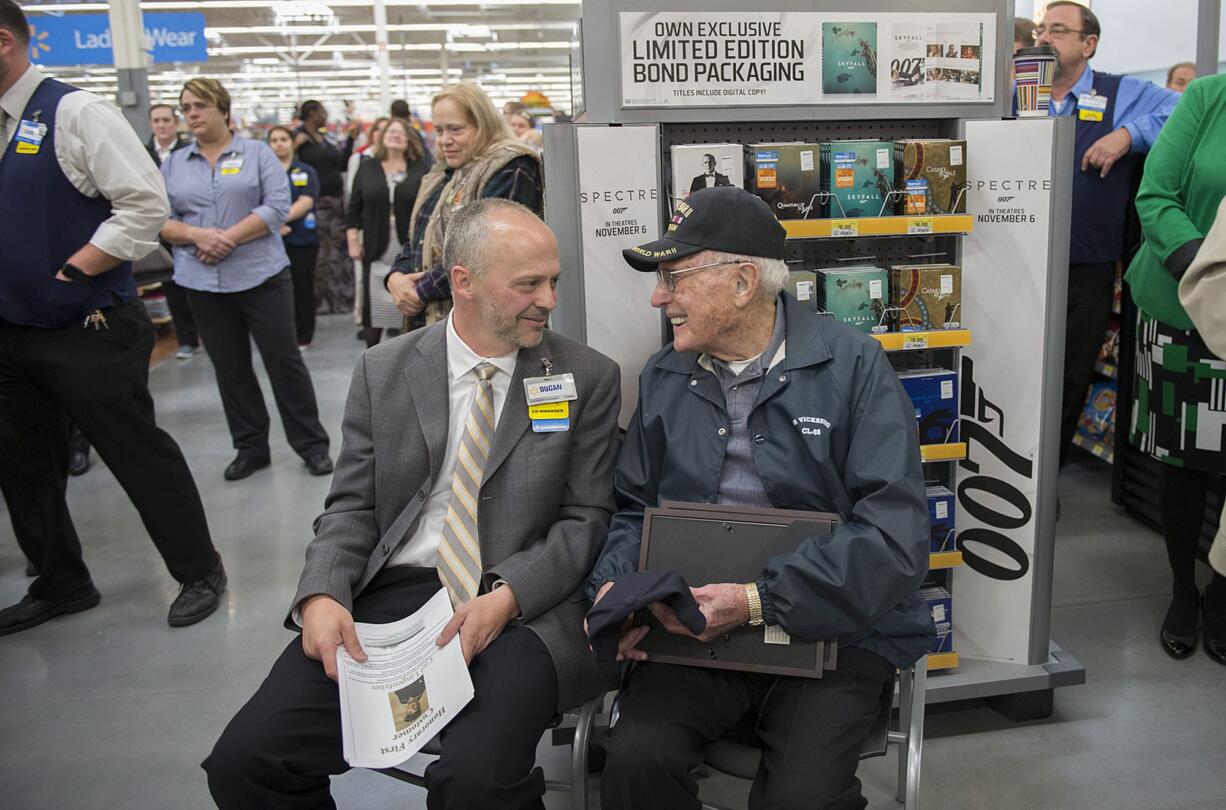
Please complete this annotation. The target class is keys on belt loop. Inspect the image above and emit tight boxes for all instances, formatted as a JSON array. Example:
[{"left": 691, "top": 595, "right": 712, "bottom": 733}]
[{"left": 83, "top": 310, "right": 109, "bottom": 330}]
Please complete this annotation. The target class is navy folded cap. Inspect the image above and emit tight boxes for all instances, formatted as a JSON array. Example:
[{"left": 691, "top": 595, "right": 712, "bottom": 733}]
[{"left": 585, "top": 570, "right": 707, "bottom": 663}]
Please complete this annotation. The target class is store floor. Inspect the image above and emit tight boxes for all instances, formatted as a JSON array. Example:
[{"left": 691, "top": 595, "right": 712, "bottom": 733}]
[{"left": 0, "top": 315, "right": 1220, "bottom": 810}]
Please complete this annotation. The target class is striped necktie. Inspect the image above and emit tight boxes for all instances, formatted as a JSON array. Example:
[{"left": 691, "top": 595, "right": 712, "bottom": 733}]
[
  {"left": 437, "top": 362, "right": 498, "bottom": 606},
  {"left": 0, "top": 110, "right": 9, "bottom": 161}
]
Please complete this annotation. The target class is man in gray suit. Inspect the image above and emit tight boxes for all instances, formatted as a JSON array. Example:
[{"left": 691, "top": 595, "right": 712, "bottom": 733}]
[{"left": 204, "top": 199, "right": 622, "bottom": 809}]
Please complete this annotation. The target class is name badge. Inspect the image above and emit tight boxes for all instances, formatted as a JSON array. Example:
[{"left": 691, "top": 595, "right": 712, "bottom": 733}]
[
  {"left": 14, "top": 119, "right": 47, "bottom": 154},
  {"left": 1078, "top": 92, "right": 1108, "bottom": 122},
  {"left": 524, "top": 373, "right": 577, "bottom": 405},
  {"left": 291, "top": 170, "right": 309, "bottom": 187},
  {"left": 219, "top": 156, "right": 245, "bottom": 175}
]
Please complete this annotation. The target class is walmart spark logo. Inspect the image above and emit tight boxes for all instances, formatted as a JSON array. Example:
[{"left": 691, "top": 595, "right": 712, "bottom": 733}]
[{"left": 28, "top": 25, "right": 52, "bottom": 62}]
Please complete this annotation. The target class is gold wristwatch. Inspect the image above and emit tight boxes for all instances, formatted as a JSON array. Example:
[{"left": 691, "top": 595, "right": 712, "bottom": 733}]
[{"left": 744, "top": 583, "right": 764, "bottom": 626}]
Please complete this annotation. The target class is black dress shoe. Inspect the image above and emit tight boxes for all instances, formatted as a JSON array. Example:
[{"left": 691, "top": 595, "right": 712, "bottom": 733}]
[
  {"left": 68, "top": 448, "right": 90, "bottom": 476},
  {"left": 168, "top": 560, "right": 227, "bottom": 627},
  {"left": 0, "top": 587, "right": 101, "bottom": 636},
  {"left": 223, "top": 456, "right": 270, "bottom": 481},
  {"left": 1160, "top": 594, "right": 1200, "bottom": 660},
  {"left": 305, "top": 453, "right": 334, "bottom": 476}
]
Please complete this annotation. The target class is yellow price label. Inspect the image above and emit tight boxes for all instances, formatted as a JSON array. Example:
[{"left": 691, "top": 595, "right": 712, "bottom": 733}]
[
  {"left": 830, "top": 219, "right": 859, "bottom": 238},
  {"left": 902, "top": 334, "right": 930, "bottom": 350},
  {"left": 907, "top": 217, "right": 934, "bottom": 235}
]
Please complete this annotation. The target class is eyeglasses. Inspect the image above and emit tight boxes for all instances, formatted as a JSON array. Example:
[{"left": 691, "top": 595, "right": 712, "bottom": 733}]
[
  {"left": 1033, "top": 23, "right": 1087, "bottom": 38},
  {"left": 656, "top": 260, "right": 741, "bottom": 292}
]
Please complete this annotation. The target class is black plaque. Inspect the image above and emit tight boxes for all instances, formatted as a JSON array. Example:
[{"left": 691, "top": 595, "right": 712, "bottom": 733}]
[{"left": 637, "top": 504, "right": 841, "bottom": 678}]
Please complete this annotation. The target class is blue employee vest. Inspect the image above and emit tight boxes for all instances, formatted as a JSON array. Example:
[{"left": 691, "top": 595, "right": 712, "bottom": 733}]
[
  {"left": 0, "top": 78, "right": 136, "bottom": 328},
  {"left": 1070, "top": 72, "right": 1138, "bottom": 265}
]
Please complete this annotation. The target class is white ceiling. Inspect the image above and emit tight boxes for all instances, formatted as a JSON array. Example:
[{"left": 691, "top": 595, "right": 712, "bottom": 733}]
[{"left": 21, "top": 1, "right": 581, "bottom": 124}]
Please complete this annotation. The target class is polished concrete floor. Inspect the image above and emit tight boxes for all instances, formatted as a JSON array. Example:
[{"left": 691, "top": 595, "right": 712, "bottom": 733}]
[{"left": 1, "top": 314, "right": 1222, "bottom": 810}]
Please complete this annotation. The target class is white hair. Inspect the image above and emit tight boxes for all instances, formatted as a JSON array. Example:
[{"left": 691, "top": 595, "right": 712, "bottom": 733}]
[{"left": 706, "top": 251, "right": 790, "bottom": 301}]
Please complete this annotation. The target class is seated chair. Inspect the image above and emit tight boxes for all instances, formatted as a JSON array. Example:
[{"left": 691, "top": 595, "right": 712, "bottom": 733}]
[
  {"left": 698, "top": 657, "right": 928, "bottom": 810},
  {"left": 374, "top": 694, "right": 604, "bottom": 810}
]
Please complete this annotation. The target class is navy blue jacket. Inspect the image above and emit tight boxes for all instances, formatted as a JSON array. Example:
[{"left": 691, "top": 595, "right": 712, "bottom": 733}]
[{"left": 586, "top": 294, "right": 935, "bottom": 668}]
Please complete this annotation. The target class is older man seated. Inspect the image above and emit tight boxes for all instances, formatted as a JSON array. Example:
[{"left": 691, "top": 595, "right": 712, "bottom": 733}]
[{"left": 586, "top": 186, "right": 935, "bottom": 810}]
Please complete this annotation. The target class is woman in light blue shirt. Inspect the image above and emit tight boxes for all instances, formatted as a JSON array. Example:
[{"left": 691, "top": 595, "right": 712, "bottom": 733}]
[{"left": 161, "top": 78, "right": 332, "bottom": 482}]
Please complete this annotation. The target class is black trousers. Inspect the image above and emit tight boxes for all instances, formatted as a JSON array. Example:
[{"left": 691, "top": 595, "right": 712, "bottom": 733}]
[
  {"left": 0, "top": 298, "right": 218, "bottom": 600},
  {"left": 162, "top": 279, "right": 198, "bottom": 349},
  {"left": 204, "top": 566, "right": 560, "bottom": 810},
  {"left": 185, "top": 270, "right": 329, "bottom": 461},
  {"left": 285, "top": 243, "right": 319, "bottom": 346},
  {"left": 1060, "top": 261, "right": 1117, "bottom": 465},
  {"left": 600, "top": 648, "right": 894, "bottom": 810}
]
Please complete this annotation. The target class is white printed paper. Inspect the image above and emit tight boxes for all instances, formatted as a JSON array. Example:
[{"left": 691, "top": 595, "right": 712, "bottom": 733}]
[
  {"left": 764, "top": 625, "right": 792, "bottom": 645},
  {"left": 869, "top": 279, "right": 883, "bottom": 300},
  {"left": 941, "top": 380, "right": 954, "bottom": 400},
  {"left": 336, "top": 589, "right": 474, "bottom": 768}
]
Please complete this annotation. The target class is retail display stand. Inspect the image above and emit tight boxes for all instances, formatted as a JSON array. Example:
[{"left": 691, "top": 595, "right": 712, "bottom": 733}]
[{"left": 545, "top": 0, "right": 1084, "bottom": 719}]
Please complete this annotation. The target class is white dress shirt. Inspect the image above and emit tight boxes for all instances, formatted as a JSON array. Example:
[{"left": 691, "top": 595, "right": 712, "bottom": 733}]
[
  {"left": 0, "top": 64, "right": 168, "bottom": 262},
  {"left": 389, "top": 314, "right": 519, "bottom": 568}
]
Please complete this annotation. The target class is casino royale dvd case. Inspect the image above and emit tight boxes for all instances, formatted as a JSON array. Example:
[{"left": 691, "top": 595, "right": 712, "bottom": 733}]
[
  {"left": 889, "top": 264, "right": 963, "bottom": 331},
  {"left": 896, "top": 139, "right": 968, "bottom": 215}
]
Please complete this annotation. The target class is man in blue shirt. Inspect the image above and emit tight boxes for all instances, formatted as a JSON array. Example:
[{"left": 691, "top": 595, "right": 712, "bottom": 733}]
[{"left": 1032, "top": 1, "right": 1178, "bottom": 464}]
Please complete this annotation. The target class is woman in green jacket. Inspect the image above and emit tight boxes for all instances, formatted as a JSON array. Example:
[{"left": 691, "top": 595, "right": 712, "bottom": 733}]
[{"left": 1125, "top": 73, "right": 1226, "bottom": 664}]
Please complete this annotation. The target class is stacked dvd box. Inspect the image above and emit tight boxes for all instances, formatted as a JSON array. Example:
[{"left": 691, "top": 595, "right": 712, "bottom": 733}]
[
  {"left": 889, "top": 264, "right": 962, "bottom": 331},
  {"left": 814, "top": 266, "right": 889, "bottom": 333}
]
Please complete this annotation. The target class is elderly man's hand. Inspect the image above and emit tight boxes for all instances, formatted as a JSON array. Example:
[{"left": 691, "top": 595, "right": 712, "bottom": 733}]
[
  {"left": 1081, "top": 128, "right": 1132, "bottom": 178},
  {"left": 648, "top": 583, "right": 749, "bottom": 643},
  {"left": 585, "top": 580, "right": 650, "bottom": 662}
]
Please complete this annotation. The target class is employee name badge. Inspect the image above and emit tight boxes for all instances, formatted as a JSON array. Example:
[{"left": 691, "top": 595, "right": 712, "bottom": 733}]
[
  {"left": 14, "top": 119, "right": 47, "bottom": 154},
  {"left": 291, "top": 169, "right": 309, "bottom": 187},
  {"left": 1078, "top": 92, "right": 1108, "bottom": 122},
  {"left": 219, "top": 156, "right": 245, "bottom": 176},
  {"left": 524, "top": 371, "right": 577, "bottom": 433}
]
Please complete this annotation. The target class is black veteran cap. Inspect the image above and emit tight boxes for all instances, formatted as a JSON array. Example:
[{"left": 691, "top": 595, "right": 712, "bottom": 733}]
[{"left": 622, "top": 186, "right": 788, "bottom": 272}]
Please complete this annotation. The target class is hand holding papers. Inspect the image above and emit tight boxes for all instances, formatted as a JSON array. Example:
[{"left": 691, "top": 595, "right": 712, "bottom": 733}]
[{"left": 335, "top": 589, "right": 474, "bottom": 768}]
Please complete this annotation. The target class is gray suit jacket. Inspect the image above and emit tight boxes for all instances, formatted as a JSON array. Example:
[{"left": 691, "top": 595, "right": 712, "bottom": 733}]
[{"left": 290, "top": 322, "right": 622, "bottom": 709}]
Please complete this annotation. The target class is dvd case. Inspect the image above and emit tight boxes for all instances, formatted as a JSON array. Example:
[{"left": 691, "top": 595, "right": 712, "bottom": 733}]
[
  {"left": 821, "top": 140, "right": 896, "bottom": 218},
  {"left": 889, "top": 264, "right": 962, "bottom": 330},
  {"left": 896, "top": 139, "right": 967, "bottom": 214},
  {"left": 815, "top": 266, "right": 889, "bottom": 333},
  {"left": 670, "top": 143, "right": 745, "bottom": 204},
  {"left": 750, "top": 143, "right": 825, "bottom": 221}
]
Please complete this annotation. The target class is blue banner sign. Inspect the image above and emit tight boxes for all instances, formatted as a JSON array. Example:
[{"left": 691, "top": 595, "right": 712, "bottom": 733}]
[{"left": 27, "top": 13, "right": 209, "bottom": 66}]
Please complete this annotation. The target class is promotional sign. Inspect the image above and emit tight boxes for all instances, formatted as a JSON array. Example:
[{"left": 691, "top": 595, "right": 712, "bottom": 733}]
[
  {"left": 619, "top": 11, "right": 995, "bottom": 108},
  {"left": 620, "top": 12, "right": 820, "bottom": 108},
  {"left": 26, "top": 13, "right": 208, "bottom": 66},
  {"left": 575, "top": 126, "right": 662, "bottom": 427},
  {"left": 955, "top": 119, "right": 1057, "bottom": 664}
]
